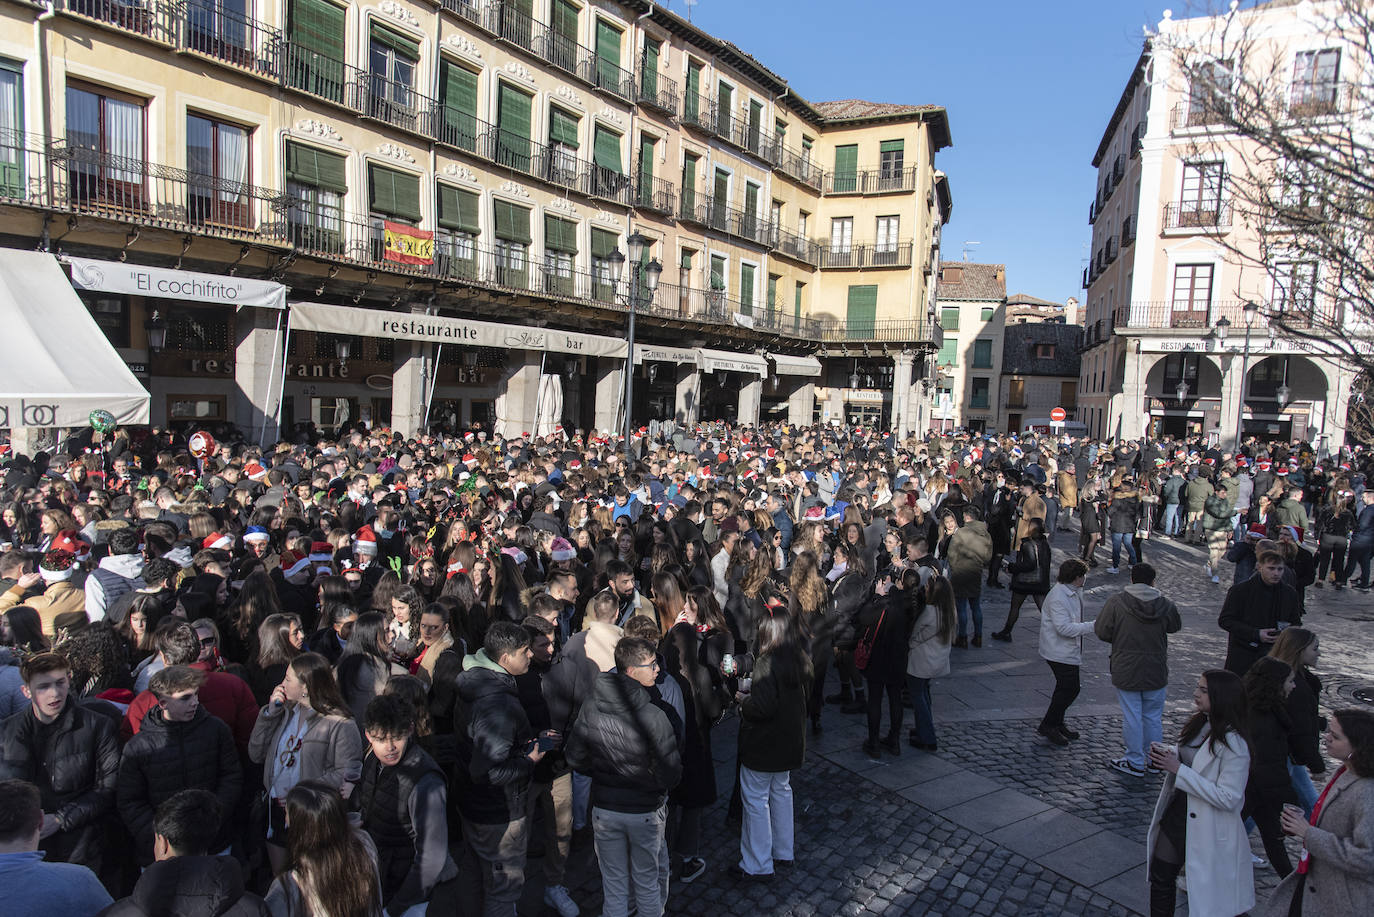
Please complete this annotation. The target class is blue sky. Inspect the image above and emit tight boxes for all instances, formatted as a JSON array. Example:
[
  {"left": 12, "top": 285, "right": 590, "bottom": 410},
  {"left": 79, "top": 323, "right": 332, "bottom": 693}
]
[{"left": 677, "top": 0, "right": 1169, "bottom": 304}]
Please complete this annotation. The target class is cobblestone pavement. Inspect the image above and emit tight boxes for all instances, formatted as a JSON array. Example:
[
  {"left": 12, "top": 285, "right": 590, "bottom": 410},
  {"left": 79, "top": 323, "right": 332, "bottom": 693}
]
[{"left": 516, "top": 522, "right": 1374, "bottom": 916}]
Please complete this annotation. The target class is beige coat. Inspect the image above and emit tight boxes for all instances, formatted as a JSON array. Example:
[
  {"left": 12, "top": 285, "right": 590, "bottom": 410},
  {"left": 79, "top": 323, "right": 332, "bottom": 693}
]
[
  {"left": 1254, "top": 769, "right": 1374, "bottom": 917},
  {"left": 0, "top": 581, "right": 86, "bottom": 638},
  {"left": 1014, "top": 493, "right": 1047, "bottom": 548}
]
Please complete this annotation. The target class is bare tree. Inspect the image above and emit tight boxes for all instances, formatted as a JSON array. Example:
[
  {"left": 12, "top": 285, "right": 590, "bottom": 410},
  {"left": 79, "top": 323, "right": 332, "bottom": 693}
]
[
  {"left": 1347, "top": 370, "right": 1374, "bottom": 444},
  {"left": 1153, "top": 0, "right": 1373, "bottom": 373}
]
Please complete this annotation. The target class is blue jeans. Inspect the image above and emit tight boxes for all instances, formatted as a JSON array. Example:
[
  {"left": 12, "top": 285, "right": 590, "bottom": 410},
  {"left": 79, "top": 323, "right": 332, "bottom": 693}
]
[
  {"left": 1116, "top": 686, "right": 1166, "bottom": 770},
  {"left": 1290, "top": 760, "right": 1319, "bottom": 818},
  {"left": 907, "top": 674, "right": 936, "bottom": 745},
  {"left": 1110, "top": 532, "right": 1137, "bottom": 568},
  {"left": 1162, "top": 504, "right": 1181, "bottom": 536},
  {"left": 955, "top": 595, "right": 982, "bottom": 639}
]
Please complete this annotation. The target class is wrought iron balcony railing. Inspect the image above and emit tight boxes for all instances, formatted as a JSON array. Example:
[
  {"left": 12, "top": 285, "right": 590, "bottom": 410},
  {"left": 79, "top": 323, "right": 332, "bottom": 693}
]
[
  {"left": 818, "top": 242, "right": 914, "bottom": 269},
  {"left": 823, "top": 166, "right": 917, "bottom": 196},
  {"left": 1162, "top": 200, "right": 1233, "bottom": 231}
]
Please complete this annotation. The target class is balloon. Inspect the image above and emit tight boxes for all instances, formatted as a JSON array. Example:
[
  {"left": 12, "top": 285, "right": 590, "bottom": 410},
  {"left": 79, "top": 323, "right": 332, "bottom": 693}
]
[
  {"left": 89, "top": 409, "right": 117, "bottom": 434},
  {"left": 188, "top": 430, "right": 216, "bottom": 459}
]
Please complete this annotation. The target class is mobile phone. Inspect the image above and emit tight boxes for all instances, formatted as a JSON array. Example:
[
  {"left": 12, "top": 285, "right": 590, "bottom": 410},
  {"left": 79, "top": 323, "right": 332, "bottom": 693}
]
[{"left": 537, "top": 733, "right": 560, "bottom": 752}]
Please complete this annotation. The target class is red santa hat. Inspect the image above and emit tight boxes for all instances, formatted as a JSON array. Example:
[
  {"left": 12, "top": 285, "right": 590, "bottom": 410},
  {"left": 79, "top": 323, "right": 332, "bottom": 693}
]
[
  {"left": 244, "top": 461, "right": 267, "bottom": 481},
  {"left": 1257, "top": 460, "right": 1272, "bottom": 471},
  {"left": 549, "top": 537, "right": 577, "bottom": 562},
  {"left": 280, "top": 549, "right": 311, "bottom": 578},
  {"left": 309, "top": 541, "right": 334, "bottom": 563},
  {"left": 201, "top": 532, "right": 234, "bottom": 551},
  {"left": 51, "top": 530, "right": 90, "bottom": 562},
  {"left": 354, "top": 525, "right": 378, "bottom": 555},
  {"left": 463, "top": 454, "right": 478, "bottom": 467}
]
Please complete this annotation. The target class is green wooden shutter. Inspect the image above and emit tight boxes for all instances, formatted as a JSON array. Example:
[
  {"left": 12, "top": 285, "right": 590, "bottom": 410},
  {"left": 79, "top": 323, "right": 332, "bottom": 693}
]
[
  {"left": 548, "top": 106, "right": 579, "bottom": 148},
  {"left": 940, "top": 306, "right": 960, "bottom": 331},
  {"left": 767, "top": 274, "right": 778, "bottom": 312},
  {"left": 880, "top": 139, "right": 904, "bottom": 155},
  {"left": 591, "top": 227, "right": 618, "bottom": 259},
  {"left": 551, "top": 0, "right": 578, "bottom": 41},
  {"left": 685, "top": 62, "right": 701, "bottom": 120},
  {"left": 833, "top": 144, "right": 858, "bottom": 192},
  {"left": 717, "top": 82, "right": 732, "bottom": 131},
  {"left": 593, "top": 126, "right": 622, "bottom": 174},
  {"left": 370, "top": 22, "right": 419, "bottom": 60},
  {"left": 680, "top": 155, "right": 697, "bottom": 214},
  {"left": 493, "top": 200, "right": 532, "bottom": 243},
  {"left": 641, "top": 39, "right": 659, "bottom": 99},
  {"left": 744, "top": 182, "right": 758, "bottom": 216},
  {"left": 637, "top": 135, "right": 654, "bottom": 204},
  {"left": 437, "top": 184, "right": 479, "bottom": 232},
  {"left": 713, "top": 168, "right": 728, "bottom": 206},
  {"left": 496, "top": 83, "right": 532, "bottom": 172},
  {"left": 748, "top": 99, "right": 762, "bottom": 148},
  {"left": 846, "top": 284, "right": 878, "bottom": 336},
  {"left": 288, "top": 0, "right": 345, "bottom": 101},
  {"left": 286, "top": 141, "right": 347, "bottom": 192},
  {"left": 595, "top": 20, "right": 621, "bottom": 88},
  {"left": 439, "top": 61, "right": 478, "bottom": 151},
  {"left": 368, "top": 164, "right": 421, "bottom": 222},
  {"left": 938, "top": 339, "right": 958, "bottom": 366},
  {"left": 973, "top": 339, "right": 993, "bottom": 368},
  {"left": 709, "top": 254, "right": 726, "bottom": 290},
  {"left": 739, "top": 263, "right": 755, "bottom": 314},
  {"left": 544, "top": 214, "right": 578, "bottom": 254}
]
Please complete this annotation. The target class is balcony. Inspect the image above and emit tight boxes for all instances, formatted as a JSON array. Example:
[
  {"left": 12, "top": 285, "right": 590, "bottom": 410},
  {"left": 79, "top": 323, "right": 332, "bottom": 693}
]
[
  {"left": 439, "top": 0, "right": 487, "bottom": 29},
  {"left": 809, "top": 317, "right": 936, "bottom": 344},
  {"left": 176, "top": 1, "right": 281, "bottom": 79},
  {"left": 1288, "top": 81, "right": 1351, "bottom": 119},
  {"left": 1104, "top": 236, "right": 1118, "bottom": 264},
  {"left": 580, "top": 56, "right": 636, "bottom": 103},
  {"left": 1162, "top": 200, "right": 1232, "bottom": 232},
  {"left": 771, "top": 227, "right": 820, "bottom": 267},
  {"left": 533, "top": 27, "right": 593, "bottom": 79},
  {"left": 525, "top": 145, "right": 632, "bottom": 206},
  {"left": 823, "top": 167, "right": 917, "bottom": 196},
  {"left": 818, "top": 242, "right": 914, "bottom": 270},
  {"left": 1112, "top": 155, "right": 1125, "bottom": 184},
  {"left": 722, "top": 118, "right": 779, "bottom": 165},
  {"left": 775, "top": 142, "right": 822, "bottom": 190},
  {"left": 636, "top": 67, "right": 679, "bottom": 118},
  {"left": 487, "top": 0, "right": 536, "bottom": 55},
  {"left": 632, "top": 174, "right": 676, "bottom": 217},
  {"left": 1121, "top": 213, "right": 1136, "bottom": 246},
  {"left": 679, "top": 198, "right": 775, "bottom": 248},
  {"left": 1110, "top": 300, "right": 1336, "bottom": 332},
  {"left": 680, "top": 97, "right": 716, "bottom": 135},
  {"left": 1170, "top": 101, "right": 1230, "bottom": 131},
  {"left": 58, "top": 0, "right": 168, "bottom": 38}
]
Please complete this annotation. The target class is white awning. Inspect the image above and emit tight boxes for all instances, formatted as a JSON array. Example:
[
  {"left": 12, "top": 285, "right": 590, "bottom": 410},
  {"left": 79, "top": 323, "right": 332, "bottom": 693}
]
[
  {"left": 697, "top": 348, "right": 767, "bottom": 376},
  {"left": 66, "top": 256, "right": 287, "bottom": 310},
  {"left": 766, "top": 352, "right": 822, "bottom": 377},
  {"left": 289, "top": 302, "right": 628, "bottom": 358},
  {"left": 0, "top": 251, "right": 150, "bottom": 428},
  {"left": 633, "top": 344, "right": 699, "bottom": 366}
]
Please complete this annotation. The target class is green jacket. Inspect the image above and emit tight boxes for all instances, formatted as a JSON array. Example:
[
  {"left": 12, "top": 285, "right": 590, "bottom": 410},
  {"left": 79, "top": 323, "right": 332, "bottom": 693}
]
[
  {"left": 1184, "top": 477, "right": 1213, "bottom": 512},
  {"left": 1203, "top": 494, "right": 1234, "bottom": 532},
  {"left": 1269, "top": 498, "right": 1308, "bottom": 532}
]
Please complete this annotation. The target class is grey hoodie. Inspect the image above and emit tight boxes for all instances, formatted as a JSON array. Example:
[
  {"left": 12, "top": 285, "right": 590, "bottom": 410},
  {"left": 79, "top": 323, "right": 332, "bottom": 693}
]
[
  {"left": 85, "top": 553, "right": 146, "bottom": 622},
  {"left": 1093, "top": 583, "right": 1183, "bottom": 691}
]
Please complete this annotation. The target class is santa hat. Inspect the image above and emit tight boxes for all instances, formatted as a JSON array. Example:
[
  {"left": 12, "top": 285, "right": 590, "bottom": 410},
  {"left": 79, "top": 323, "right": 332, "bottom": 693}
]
[
  {"left": 51, "top": 530, "right": 90, "bottom": 562},
  {"left": 568, "top": 459, "right": 582, "bottom": 471},
  {"left": 244, "top": 461, "right": 267, "bottom": 481},
  {"left": 1276, "top": 467, "right": 1289, "bottom": 477},
  {"left": 39, "top": 549, "right": 76, "bottom": 582},
  {"left": 1281, "top": 525, "right": 1305, "bottom": 543},
  {"left": 279, "top": 549, "right": 311, "bottom": 578},
  {"left": 1246, "top": 523, "right": 1268, "bottom": 540},
  {"left": 1257, "top": 460, "right": 1272, "bottom": 471},
  {"left": 354, "top": 525, "right": 378, "bottom": 554},
  {"left": 804, "top": 506, "right": 825, "bottom": 521},
  {"left": 309, "top": 541, "right": 334, "bottom": 563},
  {"left": 463, "top": 454, "right": 478, "bottom": 467},
  {"left": 1236, "top": 457, "right": 1249, "bottom": 468},
  {"left": 202, "top": 532, "right": 233, "bottom": 551},
  {"left": 243, "top": 526, "right": 271, "bottom": 544},
  {"left": 549, "top": 537, "right": 577, "bottom": 562}
]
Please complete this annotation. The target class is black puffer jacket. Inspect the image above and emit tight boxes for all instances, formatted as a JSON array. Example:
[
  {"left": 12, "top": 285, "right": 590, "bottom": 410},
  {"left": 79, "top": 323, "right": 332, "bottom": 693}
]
[
  {"left": 117, "top": 706, "right": 242, "bottom": 864},
  {"left": 452, "top": 652, "right": 535, "bottom": 824},
  {"left": 1285, "top": 668, "right": 1326, "bottom": 774},
  {"left": 1246, "top": 706, "right": 1299, "bottom": 804},
  {"left": 0, "top": 698, "right": 120, "bottom": 869},
  {"left": 100, "top": 854, "right": 269, "bottom": 916},
  {"left": 738, "top": 647, "right": 811, "bottom": 774},
  {"left": 564, "top": 671, "right": 682, "bottom": 814},
  {"left": 1008, "top": 535, "right": 1052, "bottom": 596}
]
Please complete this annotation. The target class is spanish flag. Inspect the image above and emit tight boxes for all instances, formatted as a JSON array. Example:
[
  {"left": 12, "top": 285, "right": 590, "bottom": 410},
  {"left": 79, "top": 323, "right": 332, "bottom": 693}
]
[{"left": 383, "top": 221, "right": 435, "bottom": 266}]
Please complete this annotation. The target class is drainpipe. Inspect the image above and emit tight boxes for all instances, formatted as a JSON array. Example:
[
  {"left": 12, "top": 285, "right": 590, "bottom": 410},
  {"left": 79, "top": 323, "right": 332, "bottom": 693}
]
[{"left": 36, "top": 2, "right": 57, "bottom": 248}]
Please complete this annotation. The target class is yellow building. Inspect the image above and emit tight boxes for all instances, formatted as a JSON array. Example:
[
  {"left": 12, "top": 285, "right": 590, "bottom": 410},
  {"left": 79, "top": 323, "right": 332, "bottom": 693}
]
[{"left": 0, "top": 0, "right": 950, "bottom": 438}]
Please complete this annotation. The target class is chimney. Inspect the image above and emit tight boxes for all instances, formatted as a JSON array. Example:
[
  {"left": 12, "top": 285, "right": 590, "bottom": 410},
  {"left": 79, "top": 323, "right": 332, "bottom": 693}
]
[{"left": 1064, "top": 297, "right": 1078, "bottom": 326}]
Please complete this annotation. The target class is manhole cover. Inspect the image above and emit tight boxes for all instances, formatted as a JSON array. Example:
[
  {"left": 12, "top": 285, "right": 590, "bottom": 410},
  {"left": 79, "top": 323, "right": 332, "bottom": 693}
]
[
  {"left": 1327, "top": 676, "right": 1374, "bottom": 706},
  {"left": 1354, "top": 687, "right": 1374, "bottom": 706}
]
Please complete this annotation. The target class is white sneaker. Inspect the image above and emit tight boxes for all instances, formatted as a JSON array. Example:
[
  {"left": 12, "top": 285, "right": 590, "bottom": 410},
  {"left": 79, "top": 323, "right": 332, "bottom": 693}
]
[
  {"left": 1204, "top": 564, "right": 1212, "bottom": 577},
  {"left": 1251, "top": 853, "right": 1267, "bottom": 866},
  {"left": 1211, "top": 575, "right": 1221, "bottom": 584},
  {"left": 1107, "top": 566, "right": 1119, "bottom": 574},
  {"left": 543, "top": 885, "right": 580, "bottom": 917}
]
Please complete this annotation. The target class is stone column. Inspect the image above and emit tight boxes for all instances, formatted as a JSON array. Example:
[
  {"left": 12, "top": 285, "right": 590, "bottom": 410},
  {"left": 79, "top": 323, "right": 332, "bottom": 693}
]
[
  {"left": 738, "top": 375, "right": 762, "bottom": 426},
  {"left": 234, "top": 307, "right": 284, "bottom": 443},
  {"left": 1119, "top": 346, "right": 1149, "bottom": 441},
  {"left": 498, "top": 351, "right": 542, "bottom": 438},
  {"left": 828, "top": 387, "right": 844, "bottom": 425},
  {"left": 390, "top": 342, "right": 427, "bottom": 438},
  {"left": 675, "top": 364, "right": 700, "bottom": 426},
  {"left": 1320, "top": 360, "right": 1350, "bottom": 448},
  {"left": 1217, "top": 351, "right": 1245, "bottom": 450},
  {"left": 787, "top": 380, "right": 815, "bottom": 425},
  {"left": 594, "top": 357, "right": 624, "bottom": 434},
  {"left": 891, "top": 352, "right": 914, "bottom": 437}
]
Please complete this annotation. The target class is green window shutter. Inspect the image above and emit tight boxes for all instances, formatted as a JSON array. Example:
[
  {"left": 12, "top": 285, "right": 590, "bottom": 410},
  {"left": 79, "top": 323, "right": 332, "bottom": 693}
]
[
  {"left": 493, "top": 199, "right": 532, "bottom": 243},
  {"left": 544, "top": 215, "right": 578, "bottom": 254},
  {"left": 638, "top": 135, "right": 654, "bottom": 182},
  {"left": 439, "top": 61, "right": 478, "bottom": 149},
  {"left": 437, "top": 184, "right": 480, "bottom": 233},
  {"left": 641, "top": 40, "right": 659, "bottom": 98},
  {"left": 833, "top": 144, "right": 858, "bottom": 192},
  {"left": 846, "top": 284, "right": 878, "bottom": 334},
  {"left": 289, "top": 0, "right": 344, "bottom": 57},
  {"left": 880, "top": 139, "right": 904, "bottom": 155},
  {"left": 743, "top": 182, "right": 758, "bottom": 216},
  {"left": 717, "top": 82, "right": 732, "bottom": 126},
  {"left": 681, "top": 155, "right": 697, "bottom": 211},
  {"left": 595, "top": 20, "right": 621, "bottom": 84},
  {"left": 369, "top": 22, "right": 419, "bottom": 60},
  {"left": 748, "top": 99, "right": 762, "bottom": 145},
  {"left": 713, "top": 168, "right": 728, "bottom": 206},
  {"left": 680, "top": 250, "right": 693, "bottom": 271},
  {"left": 685, "top": 62, "right": 701, "bottom": 119},
  {"left": 980, "top": 306, "right": 994, "bottom": 321},
  {"left": 794, "top": 282, "right": 803, "bottom": 321},
  {"left": 286, "top": 141, "right": 347, "bottom": 192},
  {"left": 368, "top": 164, "right": 421, "bottom": 222},
  {"left": 973, "top": 339, "right": 993, "bottom": 368},
  {"left": 766, "top": 274, "right": 778, "bottom": 311},
  {"left": 938, "top": 339, "right": 958, "bottom": 366},
  {"left": 591, "top": 227, "right": 618, "bottom": 259},
  {"left": 709, "top": 254, "right": 726, "bottom": 289},
  {"left": 551, "top": 0, "right": 578, "bottom": 41},
  {"left": 940, "top": 306, "right": 960, "bottom": 331},
  {"left": 496, "top": 83, "right": 532, "bottom": 170},
  {"left": 593, "top": 126, "right": 622, "bottom": 174},
  {"left": 548, "top": 106, "right": 580, "bottom": 148},
  {"left": 739, "top": 263, "right": 755, "bottom": 314}
]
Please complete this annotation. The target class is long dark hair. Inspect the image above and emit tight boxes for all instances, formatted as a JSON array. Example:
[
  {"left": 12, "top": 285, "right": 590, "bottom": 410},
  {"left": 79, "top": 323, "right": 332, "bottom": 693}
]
[
  {"left": 229, "top": 568, "right": 282, "bottom": 641},
  {"left": 1333, "top": 708, "right": 1374, "bottom": 778},
  {"left": 341, "top": 611, "right": 389, "bottom": 664},
  {"left": 1179, "top": 669, "right": 1249, "bottom": 753},
  {"left": 3, "top": 606, "right": 48, "bottom": 653},
  {"left": 755, "top": 614, "right": 812, "bottom": 685},
  {"left": 289, "top": 652, "right": 350, "bottom": 718},
  {"left": 1243, "top": 656, "right": 1293, "bottom": 716},
  {"left": 923, "top": 573, "right": 957, "bottom": 645},
  {"left": 284, "top": 782, "right": 382, "bottom": 917},
  {"left": 256, "top": 613, "right": 302, "bottom": 669}
]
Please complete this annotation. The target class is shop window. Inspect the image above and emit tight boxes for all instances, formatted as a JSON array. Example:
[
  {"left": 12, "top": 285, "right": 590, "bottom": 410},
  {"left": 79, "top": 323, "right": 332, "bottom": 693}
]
[
  {"left": 82, "top": 293, "right": 130, "bottom": 347},
  {"left": 167, "top": 394, "right": 226, "bottom": 423},
  {"left": 166, "top": 305, "right": 231, "bottom": 352}
]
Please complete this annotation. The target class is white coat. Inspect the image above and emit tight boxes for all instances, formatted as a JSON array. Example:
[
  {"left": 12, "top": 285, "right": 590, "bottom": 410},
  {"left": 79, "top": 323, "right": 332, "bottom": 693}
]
[
  {"left": 1147, "top": 726, "right": 1254, "bottom": 917},
  {"left": 906, "top": 603, "right": 951, "bottom": 679},
  {"left": 1038, "top": 583, "right": 1094, "bottom": 665}
]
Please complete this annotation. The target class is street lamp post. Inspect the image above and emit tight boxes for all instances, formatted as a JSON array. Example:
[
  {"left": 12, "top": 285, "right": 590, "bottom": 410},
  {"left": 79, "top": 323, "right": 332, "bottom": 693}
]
[
  {"left": 1233, "top": 301, "right": 1260, "bottom": 448},
  {"left": 607, "top": 232, "right": 662, "bottom": 465}
]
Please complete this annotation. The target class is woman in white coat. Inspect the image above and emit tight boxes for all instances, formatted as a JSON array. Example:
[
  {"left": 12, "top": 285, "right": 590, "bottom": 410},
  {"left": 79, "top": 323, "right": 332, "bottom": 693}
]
[
  {"left": 1146, "top": 669, "right": 1254, "bottom": 917},
  {"left": 906, "top": 571, "right": 955, "bottom": 751},
  {"left": 1036, "top": 558, "right": 1093, "bottom": 746}
]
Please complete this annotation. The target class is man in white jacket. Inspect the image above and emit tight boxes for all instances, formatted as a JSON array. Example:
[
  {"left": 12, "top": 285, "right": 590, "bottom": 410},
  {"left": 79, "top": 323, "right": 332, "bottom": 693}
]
[
  {"left": 84, "top": 528, "right": 145, "bottom": 623},
  {"left": 1036, "top": 557, "right": 1094, "bottom": 747}
]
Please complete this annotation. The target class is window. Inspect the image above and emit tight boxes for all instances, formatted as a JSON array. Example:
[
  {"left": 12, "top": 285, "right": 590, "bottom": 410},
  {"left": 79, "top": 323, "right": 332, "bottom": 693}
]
[
  {"left": 970, "top": 377, "right": 990, "bottom": 410},
  {"left": 684, "top": 60, "right": 702, "bottom": 123},
  {"left": 1188, "top": 60, "right": 1232, "bottom": 122},
  {"left": 711, "top": 168, "right": 729, "bottom": 230},
  {"left": 186, "top": 0, "right": 250, "bottom": 58},
  {"left": 1171, "top": 264, "right": 1213, "bottom": 322},
  {"left": 680, "top": 153, "right": 698, "bottom": 214},
  {"left": 708, "top": 254, "right": 727, "bottom": 291},
  {"left": 767, "top": 273, "right": 779, "bottom": 312},
  {"left": 707, "top": 254, "right": 727, "bottom": 314},
  {"left": 1162, "top": 354, "right": 1199, "bottom": 390},
  {"left": 1271, "top": 261, "right": 1317, "bottom": 314},
  {"left": 797, "top": 211, "right": 808, "bottom": 237},
  {"left": 832, "top": 143, "right": 857, "bottom": 192},
  {"left": 774, "top": 118, "right": 786, "bottom": 147},
  {"left": 1180, "top": 161, "right": 1225, "bottom": 216},
  {"left": 640, "top": 38, "right": 660, "bottom": 100},
  {"left": 65, "top": 82, "right": 146, "bottom": 209},
  {"left": 793, "top": 281, "right": 804, "bottom": 326},
  {"left": 635, "top": 134, "right": 655, "bottom": 206},
  {"left": 496, "top": 0, "right": 532, "bottom": 50},
  {"left": 940, "top": 306, "right": 959, "bottom": 331},
  {"left": 187, "top": 114, "right": 251, "bottom": 228},
  {"left": 937, "top": 338, "right": 958, "bottom": 367},
  {"left": 496, "top": 83, "right": 533, "bottom": 172},
  {"left": 879, "top": 139, "right": 904, "bottom": 188},
  {"left": 0, "top": 60, "right": 21, "bottom": 197},
  {"left": 547, "top": 106, "right": 580, "bottom": 185},
  {"left": 875, "top": 215, "right": 899, "bottom": 252},
  {"left": 591, "top": 125, "right": 622, "bottom": 196},
  {"left": 166, "top": 304, "right": 231, "bottom": 352},
  {"left": 1035, "top": 342, "right": 1056, "bottom": 359},
  {"left": 1292, "top": 49, "right": 1340, "bottom": 112},
  {"left": 739, "top": 263, "right": 755, "bottom": 315},
  {"left": 82, "top": 294, "right": 130, "bottom": 348},
  {"left": 1007, "top": 378, "right": 1026, "bottom": 407},
  {"left": 770, "top": 199, "right": 783, "bottom": 235},
  {"left": 368, "top": 24, "right": 418, "bottom": 125},
  {"left": 829, "top": 217, "right": 853, "bottom": 252},
  {"left": 493, "top": 199, "right": 532, "bottom": 288},
  {"left": 286, "top": 0, "right": 345, "bottom": 102},
  {"left": 980, "top": 306, "right": 994, "bottom": 321},
  {"left": 594, "top": 19, "right": 623, "bottom": 91},
  {"left": 741, "top": 181, "right": 759, "bottom": 236},
  {"left": 746, "top": 98, "right": 763, "bottom": 152},
  {"left": 438, "top": 61, "right": 479, "bottom": 151},
  {"left": 801, "top": 135, "right": 813, "bottom": 166},
  {"left": 846, "top": 284, "right": 877, "bottom": 336},
  {"left": 548, "top": 0, "right": 579, "bottom": 73},
  {"left": 972, "top": 338, "right": 993, "bottom": 369},
  {"left": 543, "top": 214, "right": 577, "bottom": 295},
  {"left": 168, "top": 394, "right": 227, "bottom": 423},
  {"left": 368, "top": 164, "right": 421, "bottom": 223},
  {"left": 285, "top": 140, "right": 345, "bottom": 251},
  {"left": 591, "top": 227, "right": 618, "bottom": 301},
  {"left": 716, "top": 81, "right": 733, "bottom": 134},
  {"left": 436, "top": 184, "right": 479, "bottom": 279}
]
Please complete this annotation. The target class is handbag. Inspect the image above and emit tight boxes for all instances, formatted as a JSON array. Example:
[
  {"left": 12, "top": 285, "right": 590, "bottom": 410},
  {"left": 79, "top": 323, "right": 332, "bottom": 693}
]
[{"left": 853, "top": 606, "right": 886, "bottom": 671}]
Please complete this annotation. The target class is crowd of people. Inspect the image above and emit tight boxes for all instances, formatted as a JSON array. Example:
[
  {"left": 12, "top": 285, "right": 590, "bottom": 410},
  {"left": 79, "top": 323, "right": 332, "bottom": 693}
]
[{"left": 0, "top": 421, "right": 1370, "bottom": 917}]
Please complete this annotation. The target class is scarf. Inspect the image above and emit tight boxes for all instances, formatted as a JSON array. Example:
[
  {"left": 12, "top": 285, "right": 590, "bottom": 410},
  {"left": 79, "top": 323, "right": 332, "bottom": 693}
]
[{"left": 1298, "top": 765, "right": 1346, "bottom": 874}]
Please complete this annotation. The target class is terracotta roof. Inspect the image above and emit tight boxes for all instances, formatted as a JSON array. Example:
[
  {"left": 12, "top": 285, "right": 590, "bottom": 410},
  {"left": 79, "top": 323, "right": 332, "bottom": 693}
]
[
  {"left": 935, "top": 262, "right": 1006, "bottom": 302},
  {"left": 812, "top": 99, "right": 944, "bottom": 121},
  {"left": 1006, "top": 293, "right": 1061, "bottom": 308},
  {"left": 1001, "top": 322, "right": 1083, "bottom": 377}
]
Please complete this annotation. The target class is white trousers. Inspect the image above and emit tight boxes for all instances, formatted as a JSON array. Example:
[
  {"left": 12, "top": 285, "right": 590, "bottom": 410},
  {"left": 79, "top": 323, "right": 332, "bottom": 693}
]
[{"left": 738, "top": 766, "right": 794, "bottom": 875}]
